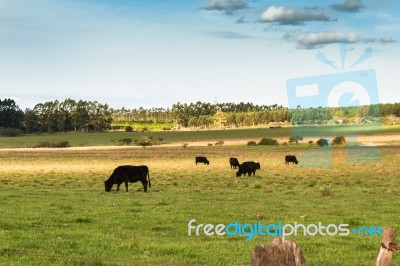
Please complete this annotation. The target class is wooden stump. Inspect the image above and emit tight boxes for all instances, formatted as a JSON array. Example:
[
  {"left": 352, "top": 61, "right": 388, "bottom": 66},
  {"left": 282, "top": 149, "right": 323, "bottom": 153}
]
[
  {"left": 375, "top": 227, "right": 399, "bottom": 266},
  {"left": 251, "top": 238, "right": 306, "bottom": 266}
]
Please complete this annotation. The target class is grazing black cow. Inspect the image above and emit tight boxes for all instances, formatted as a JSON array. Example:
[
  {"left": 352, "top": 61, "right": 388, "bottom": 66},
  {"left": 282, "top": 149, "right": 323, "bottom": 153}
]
[
  {"left": 285, "top": 155, "right": 299, "bottom": 165},
  {"left": 195, "top": 156, "right": 209, "bottom": 165},
  {"left": 104, "top": 165, "right": 151, "bottom": 192},
  {"left": 229, "top": 157, "right": 240, "bottom": 169},
  {"left": 236, "top": 161, "right": 261, "bottom": 177}
]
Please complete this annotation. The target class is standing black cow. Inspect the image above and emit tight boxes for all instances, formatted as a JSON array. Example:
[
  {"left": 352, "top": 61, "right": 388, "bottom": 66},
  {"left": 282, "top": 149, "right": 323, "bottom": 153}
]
[
  {"left": 285, "top": 155, "right": 299, "bottom": 165},
  {"left": 229, "top": 157, "right": 240, "bottom": 169},
  {"left": 195, "top": 156, "right": 209, "bottom": 165},
  {"left": 104, "top": 165, "right": 151, "bottom": 192},
  {"left": 236, "top": 161, "right": 261, "bottom": 177}
]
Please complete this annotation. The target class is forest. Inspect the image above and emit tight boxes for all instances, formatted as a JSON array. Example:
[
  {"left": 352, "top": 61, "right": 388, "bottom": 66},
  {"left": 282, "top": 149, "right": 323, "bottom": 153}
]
[{"left": 0, "top": 98, "right": 399, "bottom": 135}]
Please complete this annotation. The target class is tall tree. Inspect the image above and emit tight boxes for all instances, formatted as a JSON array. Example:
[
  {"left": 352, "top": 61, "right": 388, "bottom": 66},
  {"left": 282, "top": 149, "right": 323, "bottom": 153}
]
[{"left": 0, "top": 98, "right": 24, "bottom": 129}]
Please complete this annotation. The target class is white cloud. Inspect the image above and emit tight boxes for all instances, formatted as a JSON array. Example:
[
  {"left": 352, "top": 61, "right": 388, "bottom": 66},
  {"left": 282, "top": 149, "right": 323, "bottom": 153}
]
[
  {"left": 331, "top": 0, "right": 364, "bottom": 12},
  {"left": 260, "top": 6, "right": 331, "bottom": 25},
  {"left": 296, "top": 32, "right": 360, "bottom": 49},
  {"left": 210, "top": 31, "right": 253, "bottom": 39},
  {"left": 380, "top": 36, "right": 395, "bottom": 43},
  {"left": 201, "top": 0, "right": 248, "bottom": 15}
]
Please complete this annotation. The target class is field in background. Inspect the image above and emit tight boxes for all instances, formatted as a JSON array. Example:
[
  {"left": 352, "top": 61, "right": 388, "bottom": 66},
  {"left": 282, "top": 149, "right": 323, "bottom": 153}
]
[
  {"left": 0, "top": 143, "right": 399, "bottom": 265},
  {"left": 0, "top": 124, "right": 399, "bottom": 148},
  {"left": 111, "top": 121, "right": 174, "bottom": 131}
]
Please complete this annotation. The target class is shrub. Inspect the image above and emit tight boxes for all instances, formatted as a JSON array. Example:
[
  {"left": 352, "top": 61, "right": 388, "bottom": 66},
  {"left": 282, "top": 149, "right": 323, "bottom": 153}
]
[
  {"left": 58, "top": 141, "right": 71, "bottom": 148},
  {"left": 111, "top": 125, "right": 121, "bottom": 131},
  {"left": 316, "top": 138, "right": 329, "bottom": 147},
  {"left": 137, "top": 136, "right": 153, "bottom": 148},
  {"left": 182, "top": 143, "right": 189, "bottom": 149},
  {"left": 207, "top": 143, "right": 213, "bottom": 146},
  {"left": 35, "top": 141, "right": 53, "bottom": 148},
  {"left": 332, "top": 136, "right": 346, "bottom": 146},
  {"left": 288, "top": 135, "right": 303, "bottom": 144},
  {"left": 308, "top": 140, "right": 313, "bottom": 145},
  {"left": 247, "top": 141, "right": 257, "bottom": 146},
  {"left": 0, "top": 127, "right": 22, "bottom": 137},
  {"left": 119, "top": 138, "right": 132, "bottom": 145},
  {"left": 215, "top": 140, "right": 224, "bottom": 146},
  {"left": 141, "top": 127, "right": 149, "bottom": 132},
  {"left": 125, "top": 126, "right": 133, "bottom": 132},
  {"left": 34, "top": 141, "right": 70, "bottom": 148},
  {"left": 258, "top": 138, "right": 278, "bottom": 146}
]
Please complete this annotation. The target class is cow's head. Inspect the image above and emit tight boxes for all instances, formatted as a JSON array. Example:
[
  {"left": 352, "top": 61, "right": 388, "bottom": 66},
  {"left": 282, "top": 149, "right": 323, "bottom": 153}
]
[
  {"left": 104, "top": 180, "right": 113, "bottom": 192},
  {"left": 295, "top": 160, "right": 299, "bottom": 165},
  {"left": 236, "top": 171, "right": 241, "bottom": 177}
]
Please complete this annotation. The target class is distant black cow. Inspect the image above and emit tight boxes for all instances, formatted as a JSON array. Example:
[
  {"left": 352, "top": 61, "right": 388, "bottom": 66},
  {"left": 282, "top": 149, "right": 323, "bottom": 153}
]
[
  {"left": 285, "top": 155, "right": 299, "bottom": 165},
  {"left": 229, "top": 157, "right": 240, "bottom": 169},
  {"left": 195, "top": 156, "right": 209, "bottom": 165},
  {"left": 236, "top": 161, "right": 261, "bottom": 177},
  {"left": 104, "top": 165, "right": 151, "bottom": 192}
]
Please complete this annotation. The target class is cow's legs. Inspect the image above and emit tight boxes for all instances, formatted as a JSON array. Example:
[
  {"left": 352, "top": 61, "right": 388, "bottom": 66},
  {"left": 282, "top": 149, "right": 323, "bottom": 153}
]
[
  {"left": 124, "top": 181, "right": 128, "bottom": 192},
  {"left": 142, "top": 181, "right": 148, "bottom": 192},
  {"left": 117, "top": 183, "right": 120, "bottom": 191}
]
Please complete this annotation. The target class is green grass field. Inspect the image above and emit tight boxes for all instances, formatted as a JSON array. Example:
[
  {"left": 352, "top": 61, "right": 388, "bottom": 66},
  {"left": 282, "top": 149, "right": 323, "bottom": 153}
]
[
  {"left": 0, "top": 124, "right": 399, "bottom": 148},
  {"left": 0, "top": 138, "right": 399, "bottom": 265}
]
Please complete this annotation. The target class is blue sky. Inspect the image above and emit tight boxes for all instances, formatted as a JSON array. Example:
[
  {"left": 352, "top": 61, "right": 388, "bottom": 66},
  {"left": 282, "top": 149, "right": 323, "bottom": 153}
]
[{"left": 0, "top": 0, "right": 398, "bottom": 109}]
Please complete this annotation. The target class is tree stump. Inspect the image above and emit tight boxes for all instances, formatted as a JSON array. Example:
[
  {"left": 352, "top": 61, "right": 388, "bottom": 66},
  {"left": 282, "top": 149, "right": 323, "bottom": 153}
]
[
  {"left": 251, "top": 238, "right": 306, "bottom": 266},
  {"left": 376, "top": 227, "right": 399, "bottom": 266}
]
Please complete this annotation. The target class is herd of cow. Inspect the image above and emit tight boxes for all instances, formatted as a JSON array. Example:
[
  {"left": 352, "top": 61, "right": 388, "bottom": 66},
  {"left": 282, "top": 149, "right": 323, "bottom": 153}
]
[
  {"left": 104, "top": 155, "right": 298, "bottom": 193},
  {"left": 194, "top": 156, "right": 261, "bottom": 177},
  {"left": 196, "top": 155, "right": 298, "bottom": 177}
]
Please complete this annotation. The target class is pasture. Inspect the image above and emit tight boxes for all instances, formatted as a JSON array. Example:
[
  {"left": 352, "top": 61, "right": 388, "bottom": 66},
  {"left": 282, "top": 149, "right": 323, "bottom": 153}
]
[
  {"left": 0, "top": 141, "right": 399, "bottom": 265},
  {"left": 0, "top": 124, "right": 399, "bottom": 148}
]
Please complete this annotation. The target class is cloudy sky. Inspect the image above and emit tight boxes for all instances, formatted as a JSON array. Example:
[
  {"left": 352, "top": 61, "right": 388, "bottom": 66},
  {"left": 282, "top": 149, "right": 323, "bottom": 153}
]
[{"left": 0, "top": 0, "right": 398, "bottom": 109}]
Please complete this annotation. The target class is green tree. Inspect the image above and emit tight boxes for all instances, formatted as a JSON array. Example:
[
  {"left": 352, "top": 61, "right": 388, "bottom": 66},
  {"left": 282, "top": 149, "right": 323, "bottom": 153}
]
[
  {"left": 316, "top": 138, "right": 329, "bottom": 146},
  {"left": 73, "top": 100, "right": 90, "bottom": 131},
  {"left": 23, "top": 108, "right": 40, "bottom": 133},
  {"left": 188, "top": 117, "right": 199, "bottom": 128},
  {"left": 332, "top": 136, "right": 346, "bottom": 146},
  {"left": 213, "top": 110, "right": 227, "bottom": 129},
  {"left": 138, "top": 136, "right": 153, "bottom": 148},
  {"left": 0, "top": 98, "right": 24, "bottom": 129},
  {"left": 258, "top": 138, "right": 278, "bottom": 145},
  {"left": 289, "top": 135, "right": 303, "bottom": 144}
]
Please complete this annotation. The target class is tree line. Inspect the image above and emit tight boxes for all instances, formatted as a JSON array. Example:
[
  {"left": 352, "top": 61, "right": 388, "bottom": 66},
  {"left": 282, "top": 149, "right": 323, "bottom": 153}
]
[
  {"left": 0, "top": 98, "right": 399, "bottom": 134},
  {"left": 289, "top": 104, "right": 384, "bottom": 125},
  {"left": 1, "top": 98, "right": 112, "bottom": 134}
]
